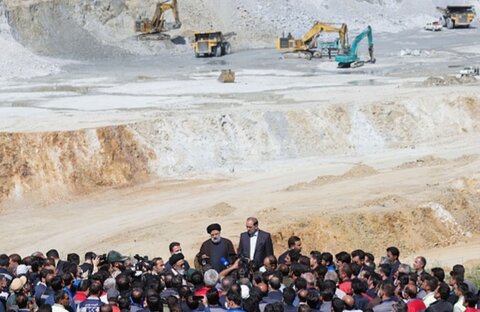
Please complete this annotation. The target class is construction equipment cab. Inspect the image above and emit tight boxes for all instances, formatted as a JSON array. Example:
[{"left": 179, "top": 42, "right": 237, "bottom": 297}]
[
  {"left": 193, "top": 32, "right": 232, "bottom": 57},
  {"left": 437, "top": 5, "right": 476, "bottom": 28},
  {"left": 135, "top": 0, "right": 181, "bottom": 40},
  {"left": 276, "top": 22, "right": 349, "bottom": 60}
]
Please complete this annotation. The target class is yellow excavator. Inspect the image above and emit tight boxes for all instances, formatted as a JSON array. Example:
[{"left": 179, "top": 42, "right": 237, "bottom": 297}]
[
  {"left": 135, "top": 0, "right": 181, "bottom": 40},
  {"left": 276, "top": 22, "right": 349, "bottom": 60}
]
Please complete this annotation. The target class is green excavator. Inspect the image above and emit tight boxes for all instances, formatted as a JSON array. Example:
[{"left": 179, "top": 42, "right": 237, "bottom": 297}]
[{"left": 336, "top": 25, "right": 375, "bottom": 68}]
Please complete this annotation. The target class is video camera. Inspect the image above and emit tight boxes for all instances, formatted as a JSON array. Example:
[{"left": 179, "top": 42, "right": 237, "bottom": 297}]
[
  {"left": 133, "top": 254, "right": 153, "bottom": 273},
  {"left": 98, "top": 254, "right": 108, "bottom": 265}
]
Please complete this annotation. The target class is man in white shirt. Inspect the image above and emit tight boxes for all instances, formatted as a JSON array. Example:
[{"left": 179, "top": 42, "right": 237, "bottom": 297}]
[
  {"left": 237, "top": 217, "right": 274, "bottom": 267},
  {"left": 422, "top": 275, "right": 439, "bottom": 308},
  {"left": 52, "top": 290, "right": 70, "bottom": 312}
]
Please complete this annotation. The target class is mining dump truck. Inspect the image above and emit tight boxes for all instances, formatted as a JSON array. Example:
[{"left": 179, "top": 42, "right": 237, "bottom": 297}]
[
  {"left": 437, "top": 5, "right": 476, "bottom": 29},
  {"left": 192, "top": 32, "right": 234, "bottom": 57}
]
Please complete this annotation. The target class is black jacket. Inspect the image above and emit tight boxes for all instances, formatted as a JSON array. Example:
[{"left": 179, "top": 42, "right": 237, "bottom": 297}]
[
  {"left": 426, "top": 300, "right": 453, "bottom": 312},
  {"left": 237, "top": 229, "right": 274, "bottom": 266}
]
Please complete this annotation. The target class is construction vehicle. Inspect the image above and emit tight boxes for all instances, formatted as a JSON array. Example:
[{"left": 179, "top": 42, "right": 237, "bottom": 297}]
[
  {"left": 424, "top": 21, "right": 442, "bottom": 31},
  {"left": 335, "top": 26, "right": 375, "bottom": 68},
  {"left": 460, "top": 66, "right": 479, "bottom": 77},
  {"left": 192, "top": 32, "right": 233, "bottom": 57},
  {"left": 276, "top": 22, "right": 349, "bottom": 60},
  {"left": 218, "top": 70, "right": 235, "bottom": 83},
  {"left": 437, "top": 5, "right": 476, "bottom": 29},
  {"left": 135, "top": 0, "right": 181, "bottom": 40}
]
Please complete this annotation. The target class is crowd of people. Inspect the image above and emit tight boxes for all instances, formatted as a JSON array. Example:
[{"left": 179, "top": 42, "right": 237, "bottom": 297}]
[{"left": 1, "top": 217, "right": 479, "bottom": 312}]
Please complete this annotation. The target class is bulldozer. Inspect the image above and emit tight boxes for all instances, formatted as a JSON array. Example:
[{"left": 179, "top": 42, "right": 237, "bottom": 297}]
[
  {"left": 192, "top": 32, "right": 234, "bottom": 57},
  {"left": 276, "top": 22, "right": 349, "bottom": 60},
  {"left": 437, "top": 5, "right": 476, "bottom": 29},
  {"left": 135, "top": 0, "right": 181, "bottom": 40}
]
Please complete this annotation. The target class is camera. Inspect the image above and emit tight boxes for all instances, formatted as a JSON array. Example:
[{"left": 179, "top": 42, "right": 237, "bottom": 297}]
[
  {"left": 134, "top": 254, "right": 153, "bottom": 272},
  {"left": 238, "top": 256, "right": 250, "bottom": 266},
  {"left": 98, "top": 254, "right": 108, "bottom": 265}
]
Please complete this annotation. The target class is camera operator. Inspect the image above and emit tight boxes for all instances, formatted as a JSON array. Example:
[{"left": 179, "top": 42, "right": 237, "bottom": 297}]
[
  {"left": 80, "top": 252, "right": 97, "bottom": 278},
  {"left": 132, "top": 254, "right": 155, "bottom": 280}
]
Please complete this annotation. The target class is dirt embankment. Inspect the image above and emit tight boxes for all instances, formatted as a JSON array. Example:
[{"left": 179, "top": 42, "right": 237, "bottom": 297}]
[
  {"left": 2, "top": 95, "right": 480, "bottom": 208},
  {"left": 269, "top": 169, "right": 480, "bottom": 257},
  {"left": 0, "top": 126, "right": 155, "bottom": 207},
  {"left": 285, "top": 164, "right": 378, "bottom": 191}
]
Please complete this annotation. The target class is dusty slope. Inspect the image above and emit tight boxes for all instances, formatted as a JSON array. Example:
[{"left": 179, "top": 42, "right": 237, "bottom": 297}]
[{"left": 0, "top": 3, "right": 60, "bottom": 79}]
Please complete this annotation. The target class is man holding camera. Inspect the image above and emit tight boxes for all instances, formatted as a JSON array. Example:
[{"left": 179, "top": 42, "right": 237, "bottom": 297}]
[{"left": 197, "top": 223, "right": 236, "bottom": 273}]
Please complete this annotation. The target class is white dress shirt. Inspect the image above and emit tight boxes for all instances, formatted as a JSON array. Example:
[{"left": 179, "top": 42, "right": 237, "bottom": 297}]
[
  {"left": 423, "top": 291, "right": 436, "bottom": 308},
  {"left": 249, "top": 231, "right": 258, "bottom": 260}
]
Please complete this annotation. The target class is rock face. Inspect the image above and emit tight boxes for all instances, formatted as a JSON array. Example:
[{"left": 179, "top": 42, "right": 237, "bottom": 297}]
[
  {"left": 1, "top": 95, "right": 479, "bottom": 206},
  {"left": 1, "top": 0, "right": 445, "bottom": 57},
  {"left": 0, "top": 126, "right": 155, "bottom": 205}
]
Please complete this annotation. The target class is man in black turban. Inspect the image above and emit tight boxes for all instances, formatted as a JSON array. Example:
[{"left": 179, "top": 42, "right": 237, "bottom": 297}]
[
  {"left": 196, "top": 223, "right": 236, "bottom": 273},
  {"left": 168, "top": 253, "right": 186, "bottom": 278}
]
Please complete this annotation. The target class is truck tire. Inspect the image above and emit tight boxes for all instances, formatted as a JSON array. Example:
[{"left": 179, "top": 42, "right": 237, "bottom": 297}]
[
  {"left": 224, "top": 42, "right": 231, "bottom": 55},
  {"left": 215, "top": 46, "right": 222, "bottom": 57},
  {"left": 447, "top": 18, "right": 454, "bottom": 29}
]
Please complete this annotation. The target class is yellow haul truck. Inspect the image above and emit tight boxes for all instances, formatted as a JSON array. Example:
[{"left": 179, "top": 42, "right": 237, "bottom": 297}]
[
  {"left": 192, "top": 32, "right": 232, "bottom": 57},
  {"left": 437, "top": 5, "right": 476, "bottom": 29}
]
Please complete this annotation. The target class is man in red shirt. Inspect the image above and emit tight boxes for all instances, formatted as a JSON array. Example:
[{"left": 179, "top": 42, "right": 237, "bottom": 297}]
[
  {"left": 338, "top": 264, "right": 353, "bottom": 295},
  {"left": 463, "top": 292, "right": 480, "bottom": 312},
  {"left": 403, "top": 284, "right": 426, "bottom": 312},
  {"left": 194, "top": 269, "right": 221, "bottom": 299}
]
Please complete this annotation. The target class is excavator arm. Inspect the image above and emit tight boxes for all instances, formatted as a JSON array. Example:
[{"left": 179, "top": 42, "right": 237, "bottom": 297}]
[
  {"left": 276, "top": 22, "right": 349, "bottom": 60},
  {"left": 338, "top": 23, "right": 348, "bottom": 50},
  {"left": 135, "top": 0, "right": 181, "bottom": 39},
  {"left": 151, "top": 0, "right": 181, "bottom": 32},
  {"left": 301, "top": 22, "right": 349, "bottom": 49}
]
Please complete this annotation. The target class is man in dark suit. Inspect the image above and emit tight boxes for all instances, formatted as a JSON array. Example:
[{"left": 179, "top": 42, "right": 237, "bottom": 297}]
[
  {"left": 426, "top": 283, "right": 453, "bottom": 312},
  {"left": 46, "top": 249, "right": 67, "bottom": 275},
  {"left": 237, "top": 217, "right": 274, "bottom": 267}
]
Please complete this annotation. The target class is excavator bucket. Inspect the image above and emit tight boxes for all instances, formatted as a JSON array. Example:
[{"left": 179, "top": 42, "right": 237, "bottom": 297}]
[{"left": 218, "top": 70, "right": 235, "bottom": 83}]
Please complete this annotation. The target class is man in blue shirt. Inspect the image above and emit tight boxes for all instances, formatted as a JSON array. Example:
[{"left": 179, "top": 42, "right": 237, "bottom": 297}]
[
  {"left": 225, "top": 291, "right": 244, "bottom": 312},
  {"left": 78, "top": 280, "right": 104, "bottom": 312}
]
